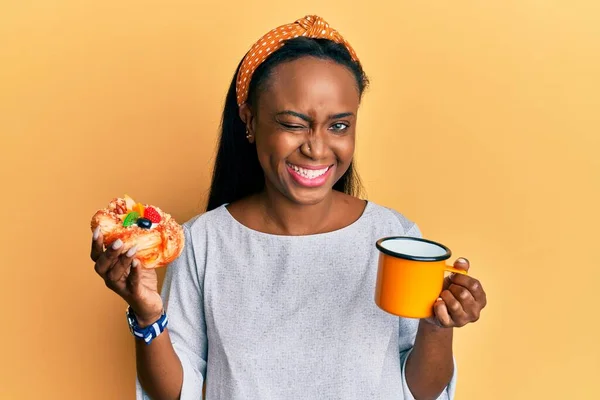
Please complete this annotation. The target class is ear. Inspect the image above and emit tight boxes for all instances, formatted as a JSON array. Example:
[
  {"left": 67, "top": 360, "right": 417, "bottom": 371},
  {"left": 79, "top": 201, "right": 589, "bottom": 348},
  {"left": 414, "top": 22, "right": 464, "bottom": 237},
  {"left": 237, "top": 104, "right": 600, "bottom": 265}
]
[{"left": 239, "top": 103, "right": 255, "bottom": 143}]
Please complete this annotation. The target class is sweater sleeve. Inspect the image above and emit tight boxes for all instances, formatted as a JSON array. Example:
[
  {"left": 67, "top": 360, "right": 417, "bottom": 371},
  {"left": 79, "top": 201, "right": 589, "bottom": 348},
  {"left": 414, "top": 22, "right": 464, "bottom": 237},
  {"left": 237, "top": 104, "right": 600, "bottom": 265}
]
[
  {"left": 136, "top": 223, "right": 208, "bottom": 400},
  {"left": 398, "top": 223, "right": 458, "bottom": 400}
]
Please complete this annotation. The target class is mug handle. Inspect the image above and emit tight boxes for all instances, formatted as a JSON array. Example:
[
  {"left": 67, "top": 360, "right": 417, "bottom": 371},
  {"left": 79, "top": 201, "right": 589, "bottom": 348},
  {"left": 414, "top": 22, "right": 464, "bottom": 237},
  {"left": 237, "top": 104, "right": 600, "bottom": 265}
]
[{"left": 444, "top": 265, "right": 468, "bottom": 275}]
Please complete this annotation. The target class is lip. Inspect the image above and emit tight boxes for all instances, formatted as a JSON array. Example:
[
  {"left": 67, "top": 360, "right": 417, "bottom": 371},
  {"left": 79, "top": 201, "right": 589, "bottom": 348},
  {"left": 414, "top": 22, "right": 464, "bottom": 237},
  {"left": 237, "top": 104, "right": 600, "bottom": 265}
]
[{"left": 286, "top": 163, "right": 333, "bottom": 188}]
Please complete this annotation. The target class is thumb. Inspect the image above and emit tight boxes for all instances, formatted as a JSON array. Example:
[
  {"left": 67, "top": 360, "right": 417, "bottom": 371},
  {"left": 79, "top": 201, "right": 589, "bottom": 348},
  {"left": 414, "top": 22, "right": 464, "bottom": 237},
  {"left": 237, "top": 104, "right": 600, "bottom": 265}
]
[
  {"left": 453, "top": 257, "right": 470, "bottom": 272},
  {"left": 443, "top": 258, "right": 469, "bottom": 290}
]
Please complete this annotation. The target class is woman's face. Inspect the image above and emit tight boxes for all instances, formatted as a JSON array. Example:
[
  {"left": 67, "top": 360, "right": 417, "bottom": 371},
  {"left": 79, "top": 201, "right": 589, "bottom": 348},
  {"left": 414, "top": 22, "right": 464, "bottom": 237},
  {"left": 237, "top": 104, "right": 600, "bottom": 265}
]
[{"left": 247, "top": 57, "right": 361, "bottom": 205}]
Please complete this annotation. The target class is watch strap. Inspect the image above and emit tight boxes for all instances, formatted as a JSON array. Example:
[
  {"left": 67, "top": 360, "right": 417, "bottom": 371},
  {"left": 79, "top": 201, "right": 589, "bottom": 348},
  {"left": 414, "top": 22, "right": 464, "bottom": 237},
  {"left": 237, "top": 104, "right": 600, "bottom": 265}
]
[{"left": 126, "top": 306, "right": 168, "bottom": 345}]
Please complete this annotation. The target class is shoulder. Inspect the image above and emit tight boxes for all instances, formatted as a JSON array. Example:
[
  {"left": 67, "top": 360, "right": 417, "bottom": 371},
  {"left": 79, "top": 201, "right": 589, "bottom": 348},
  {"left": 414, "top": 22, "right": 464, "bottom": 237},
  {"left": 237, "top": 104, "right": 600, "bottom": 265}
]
[
  {"left": 182, "top": 204, "right": 228, "bottom": 232},
  {"left": 365, "top": 201, "right": 422, "bottom": 238},
  {"left": 166, "top": 206, "right": 230, "bottom": 274},
  {"left": 175, "top": 205, "right": 231, "bottom": 251}
]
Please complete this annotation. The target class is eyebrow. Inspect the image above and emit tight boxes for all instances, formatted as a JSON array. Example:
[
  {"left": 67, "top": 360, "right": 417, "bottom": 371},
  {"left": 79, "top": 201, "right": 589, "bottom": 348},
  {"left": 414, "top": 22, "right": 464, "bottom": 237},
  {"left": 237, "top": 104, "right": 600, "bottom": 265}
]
[{"left": 275, "top": 110, "right": 355, "bottom": 122}]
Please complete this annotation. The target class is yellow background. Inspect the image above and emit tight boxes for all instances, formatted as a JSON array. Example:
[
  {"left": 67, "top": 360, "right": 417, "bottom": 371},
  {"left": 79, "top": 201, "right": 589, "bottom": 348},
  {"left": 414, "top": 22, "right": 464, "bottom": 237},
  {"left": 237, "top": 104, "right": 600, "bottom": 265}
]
[{"left": 1, "top": 1, "right": 598, "bottom": 399}]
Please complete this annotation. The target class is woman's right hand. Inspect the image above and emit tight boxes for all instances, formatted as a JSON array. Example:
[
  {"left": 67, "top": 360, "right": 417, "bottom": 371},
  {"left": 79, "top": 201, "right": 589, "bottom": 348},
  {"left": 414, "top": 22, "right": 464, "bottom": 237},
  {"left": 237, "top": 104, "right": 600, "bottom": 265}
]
[{"left": 90, "top": 227, "right": 164, "bottom": 327}]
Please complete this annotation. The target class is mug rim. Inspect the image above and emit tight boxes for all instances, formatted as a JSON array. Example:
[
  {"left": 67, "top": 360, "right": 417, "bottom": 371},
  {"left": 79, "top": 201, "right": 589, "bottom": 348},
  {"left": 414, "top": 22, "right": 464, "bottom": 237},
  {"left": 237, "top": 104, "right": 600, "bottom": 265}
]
[{"left": 376, "top": 236, "right": 452, "bottom": 262}]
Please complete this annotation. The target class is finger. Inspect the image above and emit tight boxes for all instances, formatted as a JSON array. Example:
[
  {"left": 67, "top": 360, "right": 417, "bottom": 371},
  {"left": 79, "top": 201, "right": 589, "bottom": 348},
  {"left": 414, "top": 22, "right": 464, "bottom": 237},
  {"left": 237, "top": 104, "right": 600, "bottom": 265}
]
[
  {"left": 94, "top": 238, "right": 125, "bottom": 277},
  {"left": 126, "top": 259, "right": 143, "bottom": 296},
  {"left": 450, "top": 274, "right": 487, "bottom": 306},
  {"left": 107, "top": 245, "right": 137, "bottom": 283},
  {"left": 440, "top": 289, "right": 469, "bottom": 327},
  {"left": 448, "top": 283, "right": 480, "bottom": 322},
  {"left": 90, "top": 227, "right": 104, "bottom": 262},
  {"left": 432, "top": 298, "right": 453, "bottom": 328}
]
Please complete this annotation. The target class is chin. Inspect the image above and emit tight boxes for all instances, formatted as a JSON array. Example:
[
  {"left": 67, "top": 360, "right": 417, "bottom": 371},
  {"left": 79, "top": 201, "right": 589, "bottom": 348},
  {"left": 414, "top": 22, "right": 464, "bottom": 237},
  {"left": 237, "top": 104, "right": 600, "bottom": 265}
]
[
  {"left": 290, "top": 193, "right": 328, "bottom": 205},
  {"left": 283, "top": 184, "right": 334, "bottom": 206}
]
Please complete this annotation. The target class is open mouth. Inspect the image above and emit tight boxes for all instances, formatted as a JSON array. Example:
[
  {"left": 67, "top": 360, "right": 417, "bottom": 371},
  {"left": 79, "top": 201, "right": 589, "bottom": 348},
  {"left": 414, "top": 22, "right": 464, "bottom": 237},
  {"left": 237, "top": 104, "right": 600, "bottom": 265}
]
[
  {"left": 286, "top": 162, "right": 334, "bottom": 187},
  {"left": 287, "top": 163, "right": 330, "bottom": 178}
]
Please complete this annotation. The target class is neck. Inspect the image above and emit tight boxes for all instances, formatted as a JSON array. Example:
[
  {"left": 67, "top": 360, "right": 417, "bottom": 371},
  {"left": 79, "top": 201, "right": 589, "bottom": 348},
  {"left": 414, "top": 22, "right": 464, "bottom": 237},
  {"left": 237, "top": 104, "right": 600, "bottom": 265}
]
[{"left": 257, "top": 185, "right": 336, "bottom": 236}]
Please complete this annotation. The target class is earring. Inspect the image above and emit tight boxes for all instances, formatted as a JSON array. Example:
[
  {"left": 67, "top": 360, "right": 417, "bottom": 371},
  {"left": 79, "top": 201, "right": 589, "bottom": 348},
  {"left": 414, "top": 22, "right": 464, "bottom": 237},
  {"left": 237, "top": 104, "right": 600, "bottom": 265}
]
[{"left": 245, "top": 129, "right": 251, "bottom": 140}]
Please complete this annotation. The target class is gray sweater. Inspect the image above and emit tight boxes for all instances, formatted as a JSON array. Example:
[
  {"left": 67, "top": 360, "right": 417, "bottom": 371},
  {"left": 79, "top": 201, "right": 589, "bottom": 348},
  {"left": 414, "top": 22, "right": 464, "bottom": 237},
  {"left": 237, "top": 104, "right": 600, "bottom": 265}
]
[{"left": 136, "top": 202, "right": 456, "bottom": 399}]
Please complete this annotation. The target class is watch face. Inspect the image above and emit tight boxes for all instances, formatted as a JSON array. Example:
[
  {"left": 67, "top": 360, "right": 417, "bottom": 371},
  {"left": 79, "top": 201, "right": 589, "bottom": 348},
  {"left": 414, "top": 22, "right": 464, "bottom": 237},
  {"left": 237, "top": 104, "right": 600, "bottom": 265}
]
[
  {"left": 126, "top": 307, "right": 139, "bottom": 334},
  {"left": 127, "top": 316, "right": 135, "bottom": 332}
]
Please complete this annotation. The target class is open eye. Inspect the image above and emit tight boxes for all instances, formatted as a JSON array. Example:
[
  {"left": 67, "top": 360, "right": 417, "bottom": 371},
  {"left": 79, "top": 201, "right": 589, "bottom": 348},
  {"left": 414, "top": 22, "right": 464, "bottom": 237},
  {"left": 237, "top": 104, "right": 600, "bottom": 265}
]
[{"left": 329, "top": 122, "right": 349, "bottom": 132}]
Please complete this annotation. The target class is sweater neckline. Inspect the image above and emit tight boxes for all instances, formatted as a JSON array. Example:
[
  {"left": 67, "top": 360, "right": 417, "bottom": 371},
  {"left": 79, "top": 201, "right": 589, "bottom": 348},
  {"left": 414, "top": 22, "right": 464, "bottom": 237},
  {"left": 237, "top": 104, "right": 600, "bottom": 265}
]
[{"left": 219, "top": 200, "right": 373, "bottom": 239}]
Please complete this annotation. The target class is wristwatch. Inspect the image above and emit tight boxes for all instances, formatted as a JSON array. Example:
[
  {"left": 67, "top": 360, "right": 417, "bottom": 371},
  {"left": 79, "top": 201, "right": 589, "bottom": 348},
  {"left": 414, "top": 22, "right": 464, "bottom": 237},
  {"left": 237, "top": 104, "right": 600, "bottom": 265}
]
[{"left": 126, "top": 306, "right": 168, "bottom": 345}]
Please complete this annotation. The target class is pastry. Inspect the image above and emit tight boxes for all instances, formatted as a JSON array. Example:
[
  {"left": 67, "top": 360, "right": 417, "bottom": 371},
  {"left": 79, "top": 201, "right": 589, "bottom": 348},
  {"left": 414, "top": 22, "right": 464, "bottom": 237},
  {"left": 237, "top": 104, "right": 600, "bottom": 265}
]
[{"left": 90, "top": 195, "right": 184, "bottom": 269}]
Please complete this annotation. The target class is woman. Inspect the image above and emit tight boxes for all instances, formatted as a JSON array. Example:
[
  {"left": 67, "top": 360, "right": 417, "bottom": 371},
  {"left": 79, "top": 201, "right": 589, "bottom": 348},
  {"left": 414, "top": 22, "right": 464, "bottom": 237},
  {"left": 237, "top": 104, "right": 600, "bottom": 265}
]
[{"left": 91, "top": 15, "right": 487, "bottom": 400}]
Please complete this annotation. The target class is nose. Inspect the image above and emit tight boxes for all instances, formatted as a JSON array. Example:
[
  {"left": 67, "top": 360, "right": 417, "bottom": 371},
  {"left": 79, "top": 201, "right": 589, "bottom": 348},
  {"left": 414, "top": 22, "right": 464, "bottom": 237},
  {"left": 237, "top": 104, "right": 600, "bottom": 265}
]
[{"left": 300, "top": 129, "right": 328, "bottom": 160}]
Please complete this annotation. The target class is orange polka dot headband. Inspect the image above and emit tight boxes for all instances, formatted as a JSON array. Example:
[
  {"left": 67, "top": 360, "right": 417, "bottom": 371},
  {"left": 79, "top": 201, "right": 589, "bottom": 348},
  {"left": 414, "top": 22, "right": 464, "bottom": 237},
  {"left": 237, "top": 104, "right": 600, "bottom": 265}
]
[{"left": 235, "top": 15, "right": 360, "bottom": 106}]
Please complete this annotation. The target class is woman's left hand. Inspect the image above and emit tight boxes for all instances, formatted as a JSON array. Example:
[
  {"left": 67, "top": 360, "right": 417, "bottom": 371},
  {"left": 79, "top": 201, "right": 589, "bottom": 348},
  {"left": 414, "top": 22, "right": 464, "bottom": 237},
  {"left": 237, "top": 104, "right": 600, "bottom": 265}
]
[{"left": 425, "top": 258, "right": 487, "bottom": 328}]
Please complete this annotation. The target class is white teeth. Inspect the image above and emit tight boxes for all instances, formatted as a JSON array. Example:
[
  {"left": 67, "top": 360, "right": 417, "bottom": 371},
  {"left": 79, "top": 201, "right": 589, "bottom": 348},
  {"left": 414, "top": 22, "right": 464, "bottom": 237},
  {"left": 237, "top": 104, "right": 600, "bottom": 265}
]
[{"left": 289, "top": 164, "right": 329, "bottom": 179}]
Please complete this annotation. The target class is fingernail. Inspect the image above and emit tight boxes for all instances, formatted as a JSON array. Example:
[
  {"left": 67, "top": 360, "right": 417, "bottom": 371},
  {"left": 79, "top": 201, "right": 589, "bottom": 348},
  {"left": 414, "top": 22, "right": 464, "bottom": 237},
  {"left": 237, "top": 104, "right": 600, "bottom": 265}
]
[
  {"left": 459, "top": 257, "right": 469, "bottom": 264},
  {"left": 126, "top": 246, "right": 138, "bottom": 258},
  {"left": 93, "top": 227, "right": 100, "bottom": 240},
  {"left": 132, "top": 259, "right": 139, "bottom": 268},
  {"left": 436, "top": 297, "right": 443, "bottom": 302},
  {"left": 111, "top": 239, "right": 123, "bottom": 250}
]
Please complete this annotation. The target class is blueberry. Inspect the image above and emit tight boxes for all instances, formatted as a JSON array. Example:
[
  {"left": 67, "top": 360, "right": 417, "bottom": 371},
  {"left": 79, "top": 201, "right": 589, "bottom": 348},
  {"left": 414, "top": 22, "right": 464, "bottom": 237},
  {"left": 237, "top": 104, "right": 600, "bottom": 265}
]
[{"left": 136, "top": 218, "right": 152, "bottom": 229}]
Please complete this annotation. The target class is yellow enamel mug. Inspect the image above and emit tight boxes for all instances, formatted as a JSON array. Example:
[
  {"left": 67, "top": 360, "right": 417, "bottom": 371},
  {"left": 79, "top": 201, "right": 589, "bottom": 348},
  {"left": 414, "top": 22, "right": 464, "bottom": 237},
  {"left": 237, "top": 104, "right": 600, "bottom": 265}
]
[{"left": 375, "top": 236, "right": 468, "bottom": 318}]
